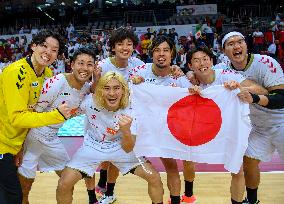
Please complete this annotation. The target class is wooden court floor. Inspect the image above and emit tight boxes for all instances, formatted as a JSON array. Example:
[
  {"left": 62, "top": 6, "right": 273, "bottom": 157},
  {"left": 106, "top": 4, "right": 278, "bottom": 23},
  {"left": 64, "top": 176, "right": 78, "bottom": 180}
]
[{"left": 29, "top": 172, "right": 284, "bottom": 204}]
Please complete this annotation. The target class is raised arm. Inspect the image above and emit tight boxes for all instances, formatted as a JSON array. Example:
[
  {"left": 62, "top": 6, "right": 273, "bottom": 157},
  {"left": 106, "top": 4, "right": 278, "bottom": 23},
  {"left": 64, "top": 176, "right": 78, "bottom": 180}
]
[{"left": 119, "top": 114, "right": 136, "bottom": 153}]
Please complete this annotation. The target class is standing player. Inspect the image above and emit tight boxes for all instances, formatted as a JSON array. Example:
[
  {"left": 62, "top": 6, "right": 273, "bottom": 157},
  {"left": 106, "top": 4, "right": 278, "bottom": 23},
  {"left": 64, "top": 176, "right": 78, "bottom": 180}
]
[
  {"left": 130, "top": 36, "right": 194, "bottom": 204},
  {"left": 0, "top": 30, "right": 71, "bottom": 204},
  {"left": 93, "top": 26, "right": 145, "bottom": 203},
  {"left": 56, "top": 71, "right": 164, "bottom": 204},
  {"left": 17, "top": 47, "right": 97, "bottom": 204},
  {"left": 186, "top": 46, "right": 268, "bottom": 204},
  {"left": 94, "top": 27, "right": 183, "bottom": 203},
  {"left": 222, "top": 31, "right": 284, "bottom": 204},
  {"left": 98, "top": 27, "right": 145, "bottom": 77}
]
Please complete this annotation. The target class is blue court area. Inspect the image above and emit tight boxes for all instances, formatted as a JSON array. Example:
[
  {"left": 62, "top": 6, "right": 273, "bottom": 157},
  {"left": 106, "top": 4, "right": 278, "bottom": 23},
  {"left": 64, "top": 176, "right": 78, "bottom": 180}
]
[{"left": 58, "top": 115, "right": 85, "bottom": 136}]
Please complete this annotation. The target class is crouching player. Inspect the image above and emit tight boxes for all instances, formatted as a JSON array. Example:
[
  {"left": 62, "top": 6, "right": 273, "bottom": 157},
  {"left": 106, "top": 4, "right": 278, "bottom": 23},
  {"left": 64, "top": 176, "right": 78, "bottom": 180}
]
[{"left": 56, "top": 71, "right": 164, "bottom": 204}]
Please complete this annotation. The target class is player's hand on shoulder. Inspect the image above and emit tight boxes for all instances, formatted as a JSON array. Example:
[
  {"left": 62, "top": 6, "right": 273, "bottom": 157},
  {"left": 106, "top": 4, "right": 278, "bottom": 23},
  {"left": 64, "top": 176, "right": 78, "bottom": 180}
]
[
  {"left": 130, "top": 75, "right": 144, "bottom": 84},
  {"left": 170, "top": 65, "right": 184, "bottom": 78},
  {"left": 93, "top": 61, "right": 102, "bottom": 82}
]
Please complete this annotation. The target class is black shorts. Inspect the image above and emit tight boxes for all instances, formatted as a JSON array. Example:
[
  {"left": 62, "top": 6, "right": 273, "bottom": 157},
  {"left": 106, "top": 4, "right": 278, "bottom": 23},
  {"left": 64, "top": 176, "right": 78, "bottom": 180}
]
[{"left": 0, "top": 153, "right": 22, "bottom": 204}]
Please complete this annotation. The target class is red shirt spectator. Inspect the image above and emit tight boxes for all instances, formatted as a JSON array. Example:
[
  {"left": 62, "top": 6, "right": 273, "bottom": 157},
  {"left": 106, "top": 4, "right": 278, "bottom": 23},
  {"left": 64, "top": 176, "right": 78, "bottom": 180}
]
[
  {"left": 264, "top": 30, "right": 274, "bottom": 45},
  {"left": 276, "top": 30, "right": 284, "bottom": 45},
  {"left": 253, "top": 29, "right": 264, "bottom": 44}
]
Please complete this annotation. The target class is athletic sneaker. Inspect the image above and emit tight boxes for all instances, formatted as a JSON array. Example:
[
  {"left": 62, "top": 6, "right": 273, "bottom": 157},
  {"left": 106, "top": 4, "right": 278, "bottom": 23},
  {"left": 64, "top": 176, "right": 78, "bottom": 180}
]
[
  {"left": 95, "top": 185, "right": 107, "bottom": 196},
  {"left": 168, "top": 195, "right": 197, "bottom": 204},
  {"left": 242, "top": 198, "right": 260, "bottom": 204},
  {"left": 98, "top": 194, "right": 117, "bottom": 204},
  {"left": 181, "top": 195, "right": 197, "bottom": 204}
]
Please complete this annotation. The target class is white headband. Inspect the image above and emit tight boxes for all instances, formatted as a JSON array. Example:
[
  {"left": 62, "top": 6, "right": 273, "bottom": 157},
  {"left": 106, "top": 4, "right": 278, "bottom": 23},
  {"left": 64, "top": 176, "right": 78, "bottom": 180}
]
[{"left": 221, "top": 31, "right": 245, "bottom": 47}]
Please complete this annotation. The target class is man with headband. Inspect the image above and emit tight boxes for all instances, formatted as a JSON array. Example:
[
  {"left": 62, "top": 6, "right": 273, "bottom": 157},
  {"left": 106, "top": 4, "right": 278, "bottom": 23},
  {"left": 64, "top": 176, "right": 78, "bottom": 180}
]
[{"left": 222, "top": 31, "right": 284, "bottom": 204}]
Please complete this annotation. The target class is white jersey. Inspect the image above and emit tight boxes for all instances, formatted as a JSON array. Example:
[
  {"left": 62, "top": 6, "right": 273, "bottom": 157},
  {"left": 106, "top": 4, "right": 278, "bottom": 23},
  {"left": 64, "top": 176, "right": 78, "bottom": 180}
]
[
  {"left": 80, "top": 94, "right": 137, "bottom": 153},
  {"left": 199, "top": 69, "right": 245, "bottom": 90},
  {"left": 29, "top": 74, "right": 90, "bottom": 142},
  {"left": 230, "top": 54, "right": 284, "bottom": 127},
  {"left": 217, "top": 53, "right": 231, "bottom": 66},
  {"left": 98, "top": 57, "right": 144, "bottom": 79},
  {"left": 130, "top": 63, "right": 192, "bottom": 88},
  {"left": 52, "top": 59, "right": 66, "bottom": 75}
]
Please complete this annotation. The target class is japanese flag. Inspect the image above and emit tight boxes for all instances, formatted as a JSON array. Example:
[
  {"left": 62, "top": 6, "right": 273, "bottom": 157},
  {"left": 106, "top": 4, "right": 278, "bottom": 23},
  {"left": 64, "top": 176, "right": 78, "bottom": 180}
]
[{"left": 131, "top": 83, "right": 251, "bottom": 173}]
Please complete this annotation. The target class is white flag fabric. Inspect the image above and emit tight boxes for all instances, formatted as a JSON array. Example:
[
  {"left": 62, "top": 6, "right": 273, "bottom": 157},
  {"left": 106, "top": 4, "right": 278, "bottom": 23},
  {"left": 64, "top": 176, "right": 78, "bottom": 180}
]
[{"left": 131, "top": 83, "right": 251, "bottom": 173}]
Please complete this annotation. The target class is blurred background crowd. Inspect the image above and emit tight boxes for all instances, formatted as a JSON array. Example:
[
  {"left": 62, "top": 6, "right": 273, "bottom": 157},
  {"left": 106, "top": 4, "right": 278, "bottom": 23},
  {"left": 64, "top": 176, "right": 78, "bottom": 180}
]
[{"left": 0, "top": 0, "right": 283, "bottom": 73}]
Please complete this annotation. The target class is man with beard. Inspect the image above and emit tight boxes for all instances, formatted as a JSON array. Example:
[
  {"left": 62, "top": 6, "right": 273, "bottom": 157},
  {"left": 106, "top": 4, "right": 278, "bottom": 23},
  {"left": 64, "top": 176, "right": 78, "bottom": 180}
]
[
  {"left": 130, "top": 35, "right": 194, "bottom": 204},
  {"left": 94, "top": 28, "right": 183, "bottom": 204}
]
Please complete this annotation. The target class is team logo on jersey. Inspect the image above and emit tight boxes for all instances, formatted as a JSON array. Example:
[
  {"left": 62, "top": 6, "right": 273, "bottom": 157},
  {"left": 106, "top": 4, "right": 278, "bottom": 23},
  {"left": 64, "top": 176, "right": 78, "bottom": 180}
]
[
  {"left": 170, "top": 83, "right": 177, "bottom": 87},
  {"left": 18, "top": 74, "right": 25, "bottom": 82},
  {"left": 106, "top": 127, "right": 118, "bottom": 135},
  {"left": 221, "top": 69, "right": 236, "bottom": 74},
  {"left": 129, "top": 64, "right": 146, "bottom": 76},
  {"left": 60, "top": 92, "right": 71, "bottom": 96},
  {"left": 145, "top": 78, "right": 156, "bottom": 83},
  {"left": 19, "top": 66, "right": 27, "bottom": 75},
  {"left": 16, "top": 66, "right": 27, "bottom": 89},
  {"left": 91, "top": 106, "right": 101, "bottom": 112},
  {"left": 16, "top": 82, "right": 23, "bottom": 89},
  {"left": 258, "top": 56, "right": 277, "bottom": 73},
  {"left": 31, "top": 81, "right": 39, "bottom": 87}
]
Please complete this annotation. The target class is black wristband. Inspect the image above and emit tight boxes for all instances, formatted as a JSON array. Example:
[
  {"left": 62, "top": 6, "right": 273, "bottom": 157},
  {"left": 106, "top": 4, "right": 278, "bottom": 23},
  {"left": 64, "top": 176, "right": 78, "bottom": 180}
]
[{"left": 250, "top": 93, "right": 260, "bottom": 104}]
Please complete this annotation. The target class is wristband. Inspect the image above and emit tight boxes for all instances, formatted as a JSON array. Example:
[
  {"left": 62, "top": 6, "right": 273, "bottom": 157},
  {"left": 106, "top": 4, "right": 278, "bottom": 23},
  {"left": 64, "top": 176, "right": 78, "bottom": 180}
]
[{"left": 250, "top": 93, "right": 260, "bottom": 104}]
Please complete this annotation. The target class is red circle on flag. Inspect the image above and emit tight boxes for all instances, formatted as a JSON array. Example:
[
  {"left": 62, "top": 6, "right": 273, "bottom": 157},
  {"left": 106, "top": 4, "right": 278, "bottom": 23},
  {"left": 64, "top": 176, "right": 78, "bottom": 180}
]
[{"left": 167, "top": 95, "right": 222, "bottom": 146}]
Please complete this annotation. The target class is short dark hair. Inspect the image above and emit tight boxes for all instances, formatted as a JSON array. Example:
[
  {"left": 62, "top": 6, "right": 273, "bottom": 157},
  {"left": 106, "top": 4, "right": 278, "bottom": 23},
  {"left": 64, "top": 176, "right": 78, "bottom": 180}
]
[
  {"left": 30, "top": 30, "right": 65, "bottom": 55},
  {"left": 108, "top": 27, "right": 139, "bottom": 55},
  {"left": 186, "top": 46, "right": 214, "bottom": 64},
  {"left": 71, "top": 47, "right": 96, "bottom": 63},
  {"left": 149, "top": 35, "right": 176, "bottom": 59}
]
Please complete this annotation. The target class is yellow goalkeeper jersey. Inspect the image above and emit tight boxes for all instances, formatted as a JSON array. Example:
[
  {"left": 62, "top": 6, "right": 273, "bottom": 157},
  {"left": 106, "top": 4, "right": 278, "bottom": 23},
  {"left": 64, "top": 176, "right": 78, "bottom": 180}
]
[{"left": 0, "top": 57, "right": 65, "bottom": 155}]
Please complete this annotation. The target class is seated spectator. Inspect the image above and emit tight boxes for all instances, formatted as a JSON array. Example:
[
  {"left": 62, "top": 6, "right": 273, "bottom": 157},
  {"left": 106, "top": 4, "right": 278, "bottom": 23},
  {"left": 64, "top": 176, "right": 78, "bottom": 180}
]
[{"left": 252, "top": 27, "right": 264, "bottom": 53}]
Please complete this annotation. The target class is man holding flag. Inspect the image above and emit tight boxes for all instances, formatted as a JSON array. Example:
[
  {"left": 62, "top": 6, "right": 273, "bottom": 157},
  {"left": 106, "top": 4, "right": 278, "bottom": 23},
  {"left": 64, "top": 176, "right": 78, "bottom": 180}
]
[
  {"left": 186, "top": 46, "right": 267, "bottom": 204},
  {"left": 130, "top": 35, "right": 195, "bottom": 204},
  {"left": 131, "top": 42, "right": 267, "bottom": 203},
  {"left": 221, "top": 31, "right": 284, "bottom": 204}
]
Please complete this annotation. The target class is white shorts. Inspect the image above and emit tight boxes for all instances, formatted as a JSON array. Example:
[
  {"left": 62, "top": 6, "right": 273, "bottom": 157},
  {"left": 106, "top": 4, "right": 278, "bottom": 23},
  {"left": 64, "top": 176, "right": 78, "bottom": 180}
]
[
  {"left": 18, "top": 133, "right": 70, "bottom": 179},
  {"left": 66, "top": 144, "right": 144, "bottom": 177},
  {"left": 245, "top": 125, "right": 284, "bottom": 162}
]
